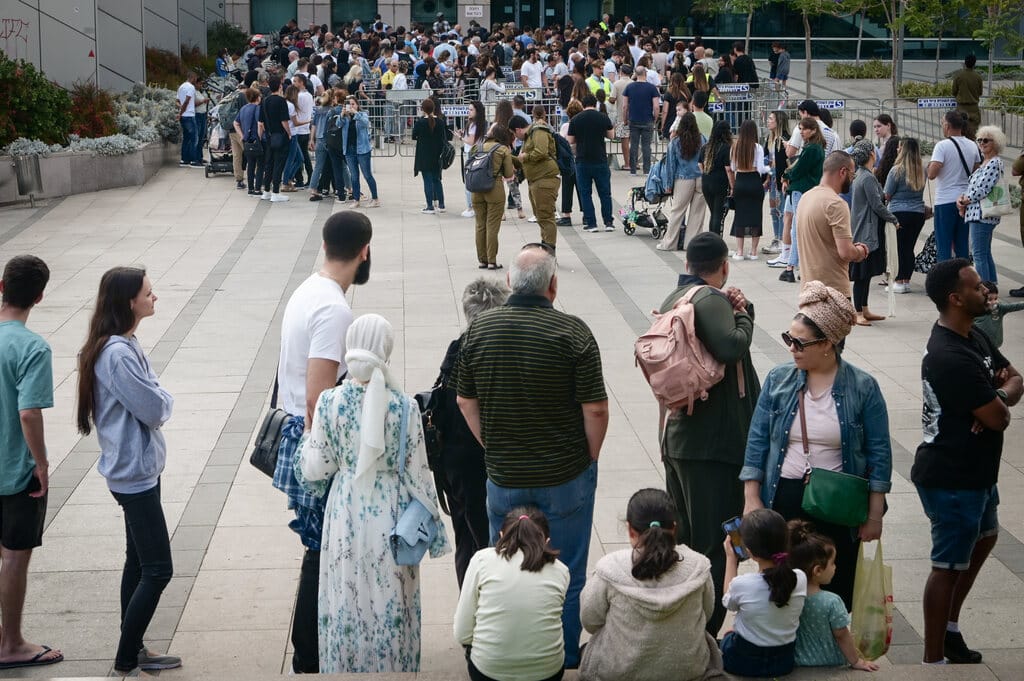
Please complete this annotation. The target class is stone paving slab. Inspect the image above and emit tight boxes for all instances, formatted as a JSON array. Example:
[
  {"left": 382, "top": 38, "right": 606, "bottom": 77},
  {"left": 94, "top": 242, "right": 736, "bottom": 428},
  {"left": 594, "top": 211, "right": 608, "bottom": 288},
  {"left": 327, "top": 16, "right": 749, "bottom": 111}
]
[{"left": 1, "top": 111, "right": 1023, "bottom": 679}]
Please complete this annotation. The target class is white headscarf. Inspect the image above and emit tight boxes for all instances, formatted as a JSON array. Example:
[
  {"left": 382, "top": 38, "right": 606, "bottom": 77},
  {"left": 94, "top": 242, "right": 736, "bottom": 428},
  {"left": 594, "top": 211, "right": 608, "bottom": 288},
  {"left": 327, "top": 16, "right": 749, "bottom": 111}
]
[{"left": 344, "top": 314, "right": 401, "bottom": 480}]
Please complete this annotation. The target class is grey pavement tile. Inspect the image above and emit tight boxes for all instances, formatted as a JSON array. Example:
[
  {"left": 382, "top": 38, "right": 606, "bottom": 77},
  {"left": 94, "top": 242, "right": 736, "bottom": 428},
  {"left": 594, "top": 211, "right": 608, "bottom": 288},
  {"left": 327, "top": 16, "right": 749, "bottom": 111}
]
[
  {"left": 171, "top": 525, "right": 216, "bottom": 552},
  {"left": 167, "top": 629, "right": 288, "bottom": 675}
]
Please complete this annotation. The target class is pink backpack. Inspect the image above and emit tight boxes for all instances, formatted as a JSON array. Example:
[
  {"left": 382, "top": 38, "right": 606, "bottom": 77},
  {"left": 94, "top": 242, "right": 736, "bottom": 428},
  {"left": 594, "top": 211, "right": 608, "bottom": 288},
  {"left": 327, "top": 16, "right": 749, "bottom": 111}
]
[{"left": 635, "top": 285, "right": 732, "bottom": 415}]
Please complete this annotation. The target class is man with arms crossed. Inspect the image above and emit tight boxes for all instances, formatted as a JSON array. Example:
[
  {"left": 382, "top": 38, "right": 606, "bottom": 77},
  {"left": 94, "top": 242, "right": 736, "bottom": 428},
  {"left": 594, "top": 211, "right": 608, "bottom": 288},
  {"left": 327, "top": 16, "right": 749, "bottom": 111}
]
[{"left": 914, "top": 259, "right": 1022, "bottom": 665}]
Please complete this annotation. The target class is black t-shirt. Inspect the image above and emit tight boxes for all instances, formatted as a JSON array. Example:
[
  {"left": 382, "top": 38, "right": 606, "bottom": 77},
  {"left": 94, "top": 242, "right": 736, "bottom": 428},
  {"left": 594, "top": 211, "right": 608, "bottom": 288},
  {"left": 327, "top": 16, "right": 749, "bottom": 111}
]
[
  {"left": 733, "top": 54, "right": 759, "bottom": 87},
  {"left": 911, "top": 323, "right": 1009, "bottom": 489},
  {"left": 568, "top": 109, "right": 612, "bottom": 164},
  {"left": 260, "top": 94, "right": 290, "bottom": 136}
]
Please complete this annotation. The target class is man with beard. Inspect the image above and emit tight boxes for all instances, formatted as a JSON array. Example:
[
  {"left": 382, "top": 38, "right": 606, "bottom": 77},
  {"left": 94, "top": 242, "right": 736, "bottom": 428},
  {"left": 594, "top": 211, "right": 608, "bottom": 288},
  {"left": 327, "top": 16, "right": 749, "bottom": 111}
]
[
  {"left": 914, "top": 259, "right": 1021, "bottom": 665},
  {"left": 794, "top": 151, "right": 869, "bottom": 297},
  {"left": 273, "top": 211, "right": 372, "bottom": 673}
]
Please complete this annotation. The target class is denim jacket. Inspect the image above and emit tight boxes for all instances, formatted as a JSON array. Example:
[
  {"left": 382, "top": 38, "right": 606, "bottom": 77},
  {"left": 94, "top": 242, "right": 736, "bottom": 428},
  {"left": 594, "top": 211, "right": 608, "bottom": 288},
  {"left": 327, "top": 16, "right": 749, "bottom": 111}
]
[
  {"left": 740, "top": 359, "right": 892, "bottom": 509},
  {"left": 339, "top": 110, "right": 372, "bottom": 155},
  {"left": 665, "top": 134, "right": 706, "bottom": 180}
]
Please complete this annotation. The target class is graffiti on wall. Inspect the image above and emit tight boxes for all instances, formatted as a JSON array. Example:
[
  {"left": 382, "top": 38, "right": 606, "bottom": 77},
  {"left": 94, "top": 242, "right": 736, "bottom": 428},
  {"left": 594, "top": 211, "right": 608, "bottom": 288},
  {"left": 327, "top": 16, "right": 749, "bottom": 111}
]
[{"left": 1, "top": 17, "right": 31, "bottom": 59}]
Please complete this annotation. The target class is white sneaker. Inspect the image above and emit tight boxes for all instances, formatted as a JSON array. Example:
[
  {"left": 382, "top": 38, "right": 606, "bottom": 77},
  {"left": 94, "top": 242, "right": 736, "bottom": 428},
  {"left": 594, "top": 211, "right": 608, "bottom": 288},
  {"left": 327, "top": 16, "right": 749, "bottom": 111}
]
[
  {"left": 746, "top": 254, "right": 759, "bottom": 261},
  {"left": 604, "top": 224, "right": 615, "bottom": 232},
  {"left": 421, "top": 207, "right": 436, "bottom": 214},
  {"left": 461, "top": 209, "right": 475, "bottom": 218},
  {"left": 527, "top": 216, "right": 538, "bottom": 223},
  {"left": 761, "top": 239, "right": 782, "bottom": 254},
  {"left": 270, "top": 193, "right": 289, "bottom": 202},
  {"left": 261, "top": 191, "right": 272, "bottom": 200},
  {"left": 437, "top": 207, "right": 447, "bottom": 213},
  {"left": 892, "top": 282, "right": 910, "bottom": 294},
  {"left": 731, "top": 253, "right": 745, "bottom": 261}
]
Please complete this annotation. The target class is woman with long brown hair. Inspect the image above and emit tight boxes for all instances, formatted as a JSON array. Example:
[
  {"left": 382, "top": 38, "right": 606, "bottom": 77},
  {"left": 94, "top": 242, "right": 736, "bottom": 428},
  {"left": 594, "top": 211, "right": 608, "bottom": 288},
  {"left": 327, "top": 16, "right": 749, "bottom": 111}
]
[
  {"left": 412, "top": 97, "right": 450, "bottom": 213},
  {"left": 660, "top": 72, "right": 690, "bottom": 140},
  {"left": 658, "top": 113, "right": 707, "bottom": 251},
  {"left": 76, "top": 267, "right": 178, "bottom": 675},
  {"left": 883, "top": 137, "right": 927, "bottom": 291},
  {"left": 730, "top": 120, "right": 772, "bottom": 259}
]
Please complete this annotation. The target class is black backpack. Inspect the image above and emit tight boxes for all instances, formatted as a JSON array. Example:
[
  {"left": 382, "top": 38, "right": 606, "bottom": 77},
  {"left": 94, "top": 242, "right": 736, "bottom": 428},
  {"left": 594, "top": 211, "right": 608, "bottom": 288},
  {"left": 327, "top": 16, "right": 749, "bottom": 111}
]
[
  {"left": 465, "top": 141, "right": 501, "bottom": 193},
  {"left": 529, "top": 126, "right": 574, "bottom": 178},
  {"left": 325, "top": 112, "right": 344, "bottom": 152}
]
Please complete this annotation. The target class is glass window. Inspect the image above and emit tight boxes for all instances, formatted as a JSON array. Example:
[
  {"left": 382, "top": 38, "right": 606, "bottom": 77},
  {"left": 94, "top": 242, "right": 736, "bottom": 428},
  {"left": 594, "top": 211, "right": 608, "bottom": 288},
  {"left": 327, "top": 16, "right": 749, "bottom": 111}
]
[
  {"left": 251, "top": 0, "right": 297, "bottom": 34},
  {"left": 331, "top": 0, "right": 379, "bottom": 27}
]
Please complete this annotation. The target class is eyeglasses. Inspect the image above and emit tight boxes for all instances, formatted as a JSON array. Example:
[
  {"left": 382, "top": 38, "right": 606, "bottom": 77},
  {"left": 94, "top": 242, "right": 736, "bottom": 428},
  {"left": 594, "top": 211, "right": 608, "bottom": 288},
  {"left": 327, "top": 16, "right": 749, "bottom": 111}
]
[
  {"left": 976, "top": 138, "right": 992, "bottom": 144},
  {"left": 781, "top": 332, "right": 827, "bottom": 352},
  {"left": 522, "top": 242, "right": 555, "bottom": 254}
]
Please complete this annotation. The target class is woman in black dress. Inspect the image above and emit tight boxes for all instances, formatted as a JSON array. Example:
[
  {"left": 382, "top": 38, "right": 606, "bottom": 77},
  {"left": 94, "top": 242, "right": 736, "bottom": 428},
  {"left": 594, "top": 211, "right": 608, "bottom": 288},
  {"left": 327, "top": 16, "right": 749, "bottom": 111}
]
[
  {"left": 729, "top": 120, "right": 772, "bottom": 259},
  {"left": 701, "top": 120, "right": 734, "bottom": 237}
]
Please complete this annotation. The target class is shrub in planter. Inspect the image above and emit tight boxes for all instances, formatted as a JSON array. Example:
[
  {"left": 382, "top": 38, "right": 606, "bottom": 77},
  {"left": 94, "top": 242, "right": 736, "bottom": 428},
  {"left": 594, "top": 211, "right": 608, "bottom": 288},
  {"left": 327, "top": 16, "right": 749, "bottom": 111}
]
[
  {"left": 208, "top": 20, "right": 249, "bottom": 58},
  {"left": 68, "top": 134, "right": 141, "bottom": 156},
  {"left": 826, "top": 60, "right": 893, "bottom": 79},
  {"left": 146, "top": 47, "right": 188, "bottom": 89},
  {"left": 70, "top": 80, "right": 118, "bottom": 139},
  {"left": 989, "top": 84, "right": 1024, "bottom": 115},
  {"left": 114, "top": 84, "right": 181, "bottom": 143},
  {"left": 0, "top": 53, "right": 72, "bottom": 146},
  {"left": 3, "top": 138, "right": 64, "bottom": 157},
  {"left": 897, "top": 81, "right": 953, "bottom": 99}
]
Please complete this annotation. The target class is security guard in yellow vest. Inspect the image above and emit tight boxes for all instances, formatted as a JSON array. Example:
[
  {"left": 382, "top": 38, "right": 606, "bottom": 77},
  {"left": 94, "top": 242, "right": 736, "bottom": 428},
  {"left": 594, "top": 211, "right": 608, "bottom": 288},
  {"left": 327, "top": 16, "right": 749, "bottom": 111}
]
[{"left": 586, "top": 61, "right": 612, "bottom": 97}]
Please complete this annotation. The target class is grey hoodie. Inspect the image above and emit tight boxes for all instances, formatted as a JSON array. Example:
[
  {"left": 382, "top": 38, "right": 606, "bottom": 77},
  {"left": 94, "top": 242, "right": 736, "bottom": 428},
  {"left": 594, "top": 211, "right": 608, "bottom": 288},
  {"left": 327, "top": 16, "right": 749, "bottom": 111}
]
[
  {"left": 94, "top": 336, "right": 173, "bottom": 494},
  {"left": 580, "top": 545, "right": 724, "bottom": 681}
]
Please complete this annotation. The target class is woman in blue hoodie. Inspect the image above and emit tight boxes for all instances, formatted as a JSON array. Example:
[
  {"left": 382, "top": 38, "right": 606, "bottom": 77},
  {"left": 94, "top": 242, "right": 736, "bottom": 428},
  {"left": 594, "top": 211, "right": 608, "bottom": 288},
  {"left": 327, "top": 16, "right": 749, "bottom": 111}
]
[{"left": 76, "top": 267, "right": 178, "bottom": 675}]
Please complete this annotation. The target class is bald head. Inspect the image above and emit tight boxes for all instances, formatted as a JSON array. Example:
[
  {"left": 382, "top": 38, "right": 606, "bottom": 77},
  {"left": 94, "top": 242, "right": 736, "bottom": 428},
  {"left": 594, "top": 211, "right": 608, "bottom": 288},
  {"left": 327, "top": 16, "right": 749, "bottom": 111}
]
[{"left": 510, "top": 246, "right": 557, "bottom": 298}]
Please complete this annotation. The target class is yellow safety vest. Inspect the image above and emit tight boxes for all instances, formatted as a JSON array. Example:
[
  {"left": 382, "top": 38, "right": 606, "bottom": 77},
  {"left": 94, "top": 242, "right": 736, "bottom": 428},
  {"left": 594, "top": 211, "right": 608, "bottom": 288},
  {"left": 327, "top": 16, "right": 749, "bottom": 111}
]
[{"left": 586, "top": 75, "right": 611, "bottom": 96}]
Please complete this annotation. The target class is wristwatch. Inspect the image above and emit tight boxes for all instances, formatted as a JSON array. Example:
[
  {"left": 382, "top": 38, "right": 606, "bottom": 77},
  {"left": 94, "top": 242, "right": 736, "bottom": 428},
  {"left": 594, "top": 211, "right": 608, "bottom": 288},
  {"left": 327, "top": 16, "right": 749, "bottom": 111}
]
[{"left": 996, "top": 388, "right": 1009, "bottom": 402}]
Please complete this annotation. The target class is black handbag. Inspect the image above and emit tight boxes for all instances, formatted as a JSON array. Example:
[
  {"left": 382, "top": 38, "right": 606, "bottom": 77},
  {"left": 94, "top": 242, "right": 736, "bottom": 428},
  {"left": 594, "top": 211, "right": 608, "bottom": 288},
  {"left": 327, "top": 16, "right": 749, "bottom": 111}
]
[
  {"left": 243, "top": 139, "right": 263, "bottom": 156},
  {"left": 250, "top": 406, "right": 287, "bottom": 477}
]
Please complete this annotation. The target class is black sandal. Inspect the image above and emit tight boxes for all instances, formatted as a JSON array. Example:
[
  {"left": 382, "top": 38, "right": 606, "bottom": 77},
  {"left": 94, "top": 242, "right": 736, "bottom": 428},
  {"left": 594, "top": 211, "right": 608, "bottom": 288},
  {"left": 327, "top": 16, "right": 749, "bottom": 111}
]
[{"left": 478, "top": 263, "right": 489, "bottom": 269}]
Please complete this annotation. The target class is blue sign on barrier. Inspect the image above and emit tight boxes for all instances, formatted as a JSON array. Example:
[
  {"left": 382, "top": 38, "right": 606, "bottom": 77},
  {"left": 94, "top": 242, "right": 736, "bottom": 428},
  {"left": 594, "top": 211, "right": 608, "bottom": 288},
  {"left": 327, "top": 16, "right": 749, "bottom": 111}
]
[
  {"left": 442, "top": 105, "right": 471, "bottom": 117},
  {"left": 816, "top": 100, "right": 846, "bottom": 110},
  {"left": 708, "top": 102, "right": 725, "bottom": 113},
  {"left": 917, "top": 98, "right": 957, "bottom": 109}
]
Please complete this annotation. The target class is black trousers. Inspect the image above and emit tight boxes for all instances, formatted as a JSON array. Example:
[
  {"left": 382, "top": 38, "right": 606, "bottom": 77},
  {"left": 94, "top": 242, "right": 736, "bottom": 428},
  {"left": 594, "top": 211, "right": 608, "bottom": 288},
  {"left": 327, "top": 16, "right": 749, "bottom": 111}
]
[
  {"left": 262, "top": 133, "right": 288, "bottom": 192},
  {"left": 773, "top": 477, "right": 859, "bottom": 610},
  {"left": 291, "top": 549, "right": 321, "bottom": 673},
  {"left": 294, "top": 133, "right": 312, "bottom": 184},
  {"left": 664, "top": 458, "right": 743, "bottom": 637},
  {"left": 112, "top": 481, "right": 173, "bottom": 671},
  {"left": 244, "top": 149, "right": 264, "bottom": 192},
  {"left": 560, "top": 173, "right": 577, "bottom": 214},
  {"left": 443, "top": 451, "right": 490, "bottom": 588},
  {"left": 894, "top": 211, "right": 926, "bottom": 281},
  {"left": 468, "top": 658, "right": 563, "bottom": 681},
  {"left": 704, "top": 184, "right": 729, "bottom": 236},
  {"left": 852, "top": 277, "right": 872, "bottom": 311}
]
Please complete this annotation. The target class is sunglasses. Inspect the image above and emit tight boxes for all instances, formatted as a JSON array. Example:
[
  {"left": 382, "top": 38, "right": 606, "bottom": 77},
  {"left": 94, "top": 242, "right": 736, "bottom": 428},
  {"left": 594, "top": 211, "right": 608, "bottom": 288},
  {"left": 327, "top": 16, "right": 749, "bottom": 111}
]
[
  {"left": 781, "top": 332, "right": 827, "bottom": 352},
  {"left": 976, "top": 138, "right": 992, "bottom": 144},
  {"left": 522, "top": 242, "right": 555, "bottom": 254}
]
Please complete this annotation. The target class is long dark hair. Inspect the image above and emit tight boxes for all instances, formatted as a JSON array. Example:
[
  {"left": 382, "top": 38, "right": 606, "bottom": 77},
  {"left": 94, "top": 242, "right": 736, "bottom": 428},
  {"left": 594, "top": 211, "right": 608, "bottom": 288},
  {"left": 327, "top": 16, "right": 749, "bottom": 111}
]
[
  {"left": 494, "top": 99, "right": 513, "bottom": 127},
  {"left": 495, "top": 507, "right": 560, "bottom": 572},
  {"left": 740, "top": 509, "right": 797, "bottom": 608},
  {"left": 704, "top": 119, "right": 732, "bottom": 168},
  {"left": 469, "top": 100, "right": 487, "bottom": 140},
  {"left": 421, "top": 97, "right": 436, "bottom": 130},
  {"left": 76, "top": 267, "right": 146, "bottom": 435},
  {"left": 676, "top": 112, "right": 702, "bottom": 159},
  {"left": 875, "top": 136, "right": 900, "bottom": 184},
  {"left": 627, "top": 489, "right": 682, "bottom": 580}
]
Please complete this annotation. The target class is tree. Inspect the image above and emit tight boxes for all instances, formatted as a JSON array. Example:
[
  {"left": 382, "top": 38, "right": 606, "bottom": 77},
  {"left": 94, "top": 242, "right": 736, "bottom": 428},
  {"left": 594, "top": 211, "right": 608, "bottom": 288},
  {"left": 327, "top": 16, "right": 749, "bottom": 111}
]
[
  {"left": 902, "top": 0, "right": 966, "bottom": 84},
  {"left": 966, "top": 0, "right": 1024, "bottom": 95},
  {"left": 786, "top": 0, "right": 845, "bottom": 97}
]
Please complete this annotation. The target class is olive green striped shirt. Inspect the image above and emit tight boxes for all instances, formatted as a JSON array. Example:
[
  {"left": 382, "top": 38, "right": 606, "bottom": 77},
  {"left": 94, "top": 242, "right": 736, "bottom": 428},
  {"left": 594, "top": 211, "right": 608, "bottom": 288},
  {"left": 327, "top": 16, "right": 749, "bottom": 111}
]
[{"left": 457, "top": 294, "right": 607, "bottom": 488}]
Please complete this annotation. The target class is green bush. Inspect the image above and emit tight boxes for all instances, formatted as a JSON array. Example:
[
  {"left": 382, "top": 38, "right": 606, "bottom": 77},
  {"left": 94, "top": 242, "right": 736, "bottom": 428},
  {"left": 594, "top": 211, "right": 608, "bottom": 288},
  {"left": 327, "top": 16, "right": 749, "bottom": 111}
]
[
  {"left": 897, "top": 81, "right": 953, "bottom": 100},
  {"left": 0, "top": 53, "right": 72, "bottom": 147},
  {"left": 826, "top": 60, "right": 893, "bottom": 79},
  {"left": 208, "top": 21, "right": 249, "bottom": 58},
  {"left": 988, "top": 84, "right": 1024, "bottom": 115}
]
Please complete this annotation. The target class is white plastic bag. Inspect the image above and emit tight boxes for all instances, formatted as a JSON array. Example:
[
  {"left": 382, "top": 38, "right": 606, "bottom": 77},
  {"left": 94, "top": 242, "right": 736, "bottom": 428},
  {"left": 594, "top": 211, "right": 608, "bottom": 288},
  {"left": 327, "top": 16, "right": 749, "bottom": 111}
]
[{"left": 851, "top": 540, "right": 893, "bottom": 661}]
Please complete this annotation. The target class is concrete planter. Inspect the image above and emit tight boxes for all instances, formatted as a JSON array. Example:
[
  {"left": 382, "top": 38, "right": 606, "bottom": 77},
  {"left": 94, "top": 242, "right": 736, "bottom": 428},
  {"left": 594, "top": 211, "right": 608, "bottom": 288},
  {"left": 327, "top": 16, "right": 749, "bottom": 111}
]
[{"left": 0, "top": 141, "right": 179, "bottom": 204}]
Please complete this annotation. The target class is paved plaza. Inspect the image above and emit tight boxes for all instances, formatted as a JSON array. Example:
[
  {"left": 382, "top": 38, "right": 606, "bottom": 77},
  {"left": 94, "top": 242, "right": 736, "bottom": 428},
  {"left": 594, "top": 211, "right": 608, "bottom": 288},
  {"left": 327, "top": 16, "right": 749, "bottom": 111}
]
[{"left": 1, "top": 104, "right": 1023, "bottom": 680}]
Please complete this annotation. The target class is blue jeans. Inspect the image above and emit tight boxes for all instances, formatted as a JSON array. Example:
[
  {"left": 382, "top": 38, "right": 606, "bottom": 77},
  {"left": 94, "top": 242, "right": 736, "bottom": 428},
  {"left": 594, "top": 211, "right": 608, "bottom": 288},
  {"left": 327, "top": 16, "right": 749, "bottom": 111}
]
[
  {"left": 575, "top": 161, "right": 613, "bottom": 227},
  {"left": 111, "top": 481, "right": 173, "bottom": 670},
  {"left": 933, "top": 202, "right": 970, "bottom": 261},
  {"left": 769, "top": 181, "right": 784, "bottom": 240},
  {"left": 194, "top": 111, "right": 207, "bottom": 162},
  {"left": 283, "top": 136, "right": 303, "bottom": 185},
  {"left": 347, "top": 152, "right": 378, "bottom": 200},
  {"left": 308, "top": 139, "right": 329, "bottom": 190},
  {"left": 787, "top": 190, "right": 804, "bottom": 267},
  {"left": 486, "top": 461, "right": 598, "bottom": 669},
  {"left": 917, "top": 484, "right": 999, "bottom": 570},
  {"left": 421, "top": 170, "right": 444, "bottom": 208},
  {"left": 969, "top": 221, "right": 997, "bottom": 283},
  {"left": 179, "top": 116, "right": 197, "bottom": 164},
  {"left": 628, "top": 121, "right": 654, "bottom": 174}
]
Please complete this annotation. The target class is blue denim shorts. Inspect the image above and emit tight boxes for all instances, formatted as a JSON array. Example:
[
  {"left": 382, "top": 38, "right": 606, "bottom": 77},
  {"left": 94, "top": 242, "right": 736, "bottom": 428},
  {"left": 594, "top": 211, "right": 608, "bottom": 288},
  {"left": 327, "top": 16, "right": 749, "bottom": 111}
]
[{"left": 916, "top": 484, "right": 999, "bottom": 570}]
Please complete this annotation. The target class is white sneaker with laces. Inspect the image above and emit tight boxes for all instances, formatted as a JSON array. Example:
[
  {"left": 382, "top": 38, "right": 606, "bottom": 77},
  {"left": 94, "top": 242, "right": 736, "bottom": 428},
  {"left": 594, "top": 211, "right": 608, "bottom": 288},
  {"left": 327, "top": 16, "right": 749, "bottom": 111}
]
[
  {"left": 461, "top": 209, "right": 475, "bottom": 218},
  {"left": 746, "top": 254, "right": 759, "bottom": 261},
  {"left": 731, "top": 253, "right": 745, "bottom": 261},
  {"left": 261, "top": 191, "right": 272, "bottom": 200},
  {"left": 270, "top": 193, "right": 289, "bottom": 202},
  {"left": 527, "top": 216, "right": 538, "bottom": 223}
]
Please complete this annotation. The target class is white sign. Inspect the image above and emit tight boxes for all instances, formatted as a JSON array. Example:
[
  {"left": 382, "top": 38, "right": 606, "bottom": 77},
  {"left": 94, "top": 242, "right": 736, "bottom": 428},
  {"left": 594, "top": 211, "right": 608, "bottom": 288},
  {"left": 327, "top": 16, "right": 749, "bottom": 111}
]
[
  {"left": 464, "top": 5, "right": 483, "bottom": 17},
  {"left": 917, "top": 97, "right": 957, "bottom": 109},
  {"left": 715, "top": 83, "right": 750, "bottom": 93},
  {"left": 708, "top": 102, "right": 725, "bottom": 113},
  {"left": 495, "top": 84, "right": 543, "bottom": 101},
  {"left": 720, "top": 92, "right": 753, "bottom": 102},
  {"left": 442, "top": 105, "right": 471, "bottom": 117},
  {"left": 815, "top": 99, "right": 846, "bottom": 110}
]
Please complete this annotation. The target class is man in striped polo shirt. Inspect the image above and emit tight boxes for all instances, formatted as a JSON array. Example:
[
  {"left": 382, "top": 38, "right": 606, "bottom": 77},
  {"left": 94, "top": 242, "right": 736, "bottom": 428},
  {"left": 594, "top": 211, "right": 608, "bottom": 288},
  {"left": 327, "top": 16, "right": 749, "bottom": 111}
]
[{"left": 457, "top": 243, "right": 609, "bottom": 669}]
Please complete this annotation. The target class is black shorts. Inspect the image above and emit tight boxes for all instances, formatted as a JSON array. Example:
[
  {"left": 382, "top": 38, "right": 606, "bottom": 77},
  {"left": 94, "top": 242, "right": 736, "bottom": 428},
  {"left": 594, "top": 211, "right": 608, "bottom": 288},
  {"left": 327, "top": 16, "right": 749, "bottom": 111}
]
[{"left": 0, "top": 475, "right": 47, "bottom": 551}]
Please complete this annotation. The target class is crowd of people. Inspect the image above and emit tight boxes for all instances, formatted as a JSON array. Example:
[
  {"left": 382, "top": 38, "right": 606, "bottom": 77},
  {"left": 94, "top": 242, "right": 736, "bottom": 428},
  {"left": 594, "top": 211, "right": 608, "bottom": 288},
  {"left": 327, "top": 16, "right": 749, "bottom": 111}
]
[{"left": 3, "top": 11, "right": 1023, "bottom": 681}]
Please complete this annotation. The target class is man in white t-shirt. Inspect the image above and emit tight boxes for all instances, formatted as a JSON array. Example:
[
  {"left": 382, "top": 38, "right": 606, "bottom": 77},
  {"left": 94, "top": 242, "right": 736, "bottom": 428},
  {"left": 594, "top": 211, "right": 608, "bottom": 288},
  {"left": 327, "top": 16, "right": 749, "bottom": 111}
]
[
  {"left": 927, "top": 111, "right": 982, "bottom": 261},
  {"left": 291, "top": 73, "right": 315, "bottom": 187},
  {"left": 786, "top": 101, "right": 839, "bottom": 157},
  {"left": 273, "top": 211, "right": 372, "bottom": 674},
  {"left": 176, "top": 72, "right": 200, "bottom": 167},
  {"left": 520, "top": 49, "right": 546, "bottom": 90}
]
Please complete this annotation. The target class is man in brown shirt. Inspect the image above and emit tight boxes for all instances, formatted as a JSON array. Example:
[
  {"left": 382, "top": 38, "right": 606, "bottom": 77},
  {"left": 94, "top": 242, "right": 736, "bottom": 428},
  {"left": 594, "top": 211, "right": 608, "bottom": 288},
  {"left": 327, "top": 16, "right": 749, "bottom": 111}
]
[{"left": 796, "top": 151, "right": 869, "bottom": 297}]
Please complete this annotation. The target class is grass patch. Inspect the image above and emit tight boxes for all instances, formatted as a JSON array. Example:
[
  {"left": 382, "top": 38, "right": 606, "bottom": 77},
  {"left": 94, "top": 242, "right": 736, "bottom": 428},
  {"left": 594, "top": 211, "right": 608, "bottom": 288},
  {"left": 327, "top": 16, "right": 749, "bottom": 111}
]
[{"left": 826, "top": 60, "right": 893, "bottom": 79}]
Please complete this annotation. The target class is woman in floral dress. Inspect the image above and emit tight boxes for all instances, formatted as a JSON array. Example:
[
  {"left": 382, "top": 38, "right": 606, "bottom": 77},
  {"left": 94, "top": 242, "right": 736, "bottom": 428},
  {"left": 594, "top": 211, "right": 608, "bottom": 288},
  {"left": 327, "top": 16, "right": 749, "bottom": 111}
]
[{"left": 296, "top": 314, "right": 449, "bottom": 673}]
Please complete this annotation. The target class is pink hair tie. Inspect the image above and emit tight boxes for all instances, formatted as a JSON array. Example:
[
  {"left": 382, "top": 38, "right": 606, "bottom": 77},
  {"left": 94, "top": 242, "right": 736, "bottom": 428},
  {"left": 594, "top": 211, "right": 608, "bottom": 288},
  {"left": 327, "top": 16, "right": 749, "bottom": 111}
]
[
  {"left": 772, "top": 552, "right": 788, "bottom": 565},
  {"left": 518, "top": 514, "right": 530, "bottom": 521}
]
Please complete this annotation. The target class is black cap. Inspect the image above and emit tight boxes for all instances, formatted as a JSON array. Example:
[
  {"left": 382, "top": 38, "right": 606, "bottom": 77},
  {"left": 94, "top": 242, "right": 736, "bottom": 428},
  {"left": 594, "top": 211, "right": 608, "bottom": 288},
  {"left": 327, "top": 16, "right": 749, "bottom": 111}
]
[
  {"left": 797, "top": 99, "right": 820, "bottom": 117},
  {"left": 685, "top": 232, "right": 728, "bottom": 267}
]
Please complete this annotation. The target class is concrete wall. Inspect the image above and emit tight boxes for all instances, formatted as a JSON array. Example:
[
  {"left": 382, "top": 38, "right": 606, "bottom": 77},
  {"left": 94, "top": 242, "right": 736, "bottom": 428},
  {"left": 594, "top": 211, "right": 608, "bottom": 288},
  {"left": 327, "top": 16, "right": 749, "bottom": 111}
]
[{"left": 0, "top": 1, "right": 210, "bottom": 91}]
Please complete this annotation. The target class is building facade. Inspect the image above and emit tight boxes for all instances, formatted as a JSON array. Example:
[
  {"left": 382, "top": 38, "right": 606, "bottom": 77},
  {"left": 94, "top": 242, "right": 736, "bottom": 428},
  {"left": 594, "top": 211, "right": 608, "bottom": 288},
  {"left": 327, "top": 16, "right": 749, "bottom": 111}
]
[{"left": 0, "top": 0, "right": 217, "bottom": 90}]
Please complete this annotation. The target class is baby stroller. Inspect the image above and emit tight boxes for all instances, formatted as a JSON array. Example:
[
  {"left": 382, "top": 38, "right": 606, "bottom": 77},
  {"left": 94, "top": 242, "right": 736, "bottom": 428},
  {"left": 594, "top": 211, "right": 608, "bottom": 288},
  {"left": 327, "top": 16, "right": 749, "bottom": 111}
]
[
  {"left": 619, "top": 186, "right": 668, "bottom": 240},
  {"left": 204, "top": 85, "right": 238, "bottom": 177}
]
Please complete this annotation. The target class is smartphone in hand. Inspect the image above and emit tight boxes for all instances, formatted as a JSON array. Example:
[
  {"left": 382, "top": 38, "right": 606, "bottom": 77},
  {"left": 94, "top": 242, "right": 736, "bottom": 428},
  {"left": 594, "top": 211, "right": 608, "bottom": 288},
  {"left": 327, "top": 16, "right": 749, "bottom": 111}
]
[{"left": 722, "top": 515, "right": 749, "bottom": 561}]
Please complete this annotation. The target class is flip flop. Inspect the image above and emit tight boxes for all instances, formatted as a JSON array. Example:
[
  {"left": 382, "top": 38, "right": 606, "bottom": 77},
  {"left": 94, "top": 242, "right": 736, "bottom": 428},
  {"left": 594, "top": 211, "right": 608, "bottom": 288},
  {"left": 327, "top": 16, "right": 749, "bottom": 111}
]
[{"left": 0, "top": 645, "right": 64, "bottom": 669}]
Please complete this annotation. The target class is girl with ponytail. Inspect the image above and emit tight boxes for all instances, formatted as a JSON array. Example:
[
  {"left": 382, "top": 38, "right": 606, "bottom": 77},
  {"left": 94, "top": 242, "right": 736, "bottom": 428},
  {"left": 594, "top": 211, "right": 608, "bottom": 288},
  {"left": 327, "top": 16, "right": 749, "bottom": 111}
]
[
  {"left": 721, "top": 508, "right": 807, "bottom": 677},
  {"left": 578, "top": 489, "right": 722, "bottom": 681},
  {"left": 454, "top": 508, "right": 569, "bottom": 681}
]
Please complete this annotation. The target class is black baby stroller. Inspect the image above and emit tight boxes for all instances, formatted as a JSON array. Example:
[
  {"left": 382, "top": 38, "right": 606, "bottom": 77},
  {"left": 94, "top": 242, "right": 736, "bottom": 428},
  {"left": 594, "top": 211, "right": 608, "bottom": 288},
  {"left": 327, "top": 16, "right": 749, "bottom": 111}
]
[
  {"left": 204, "top": 78, "right": 240, "bottom": 177},
  {"left": 620, "top": 186, "right": 668, "bottom": 240}
]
